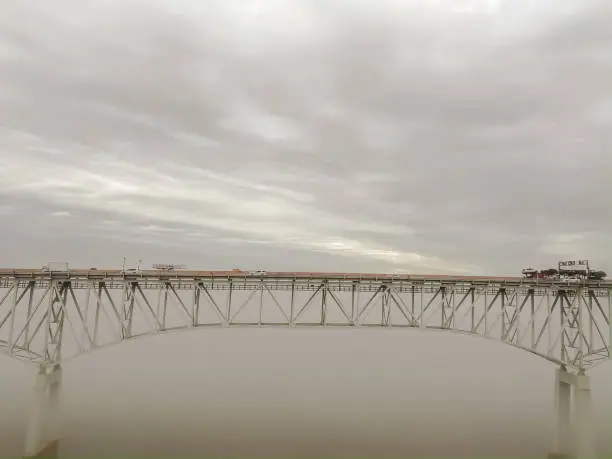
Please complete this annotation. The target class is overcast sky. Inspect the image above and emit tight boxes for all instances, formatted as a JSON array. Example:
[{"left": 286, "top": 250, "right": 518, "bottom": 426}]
[
  {"left": 1, "top": 0, "right": 610, "bottom": 275},
  {"left": 1, "top": 0, "right": 612, "bottom": 457}
]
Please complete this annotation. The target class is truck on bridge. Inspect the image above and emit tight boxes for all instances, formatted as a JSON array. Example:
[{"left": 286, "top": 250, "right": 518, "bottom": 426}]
[
  {"left": 522, "top": 259, "right": 606, "bottom": 281},
  {"left": 41, "top": 262, "right": 69, "bottom": 273},
  {"left": 152, "top": 264, "right": 186, "bottom": 271}
]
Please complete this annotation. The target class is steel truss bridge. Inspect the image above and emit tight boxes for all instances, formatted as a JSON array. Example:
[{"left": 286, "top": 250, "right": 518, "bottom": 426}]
[{"left": 1, "top": 269, "right": 610, "bottom": 459}]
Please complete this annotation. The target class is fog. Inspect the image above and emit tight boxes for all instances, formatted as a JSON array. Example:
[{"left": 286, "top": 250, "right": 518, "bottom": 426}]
[{"left": 3, "top": 329, "right": 612, "bottom": 457}]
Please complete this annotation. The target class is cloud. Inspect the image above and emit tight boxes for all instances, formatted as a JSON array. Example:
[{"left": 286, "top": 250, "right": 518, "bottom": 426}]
[
  {"left": 1, "top": 151, "right": 463, "bottom": 271},
  {"left": 0, "top": 0, "right": 610, "bottom": 274},
  {"left": 539, "top": 232, "right": 592, "bottom": 258}
]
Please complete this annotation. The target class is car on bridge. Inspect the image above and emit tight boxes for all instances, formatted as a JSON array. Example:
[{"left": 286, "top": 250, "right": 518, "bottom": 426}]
[{"left": 248, "top": 270, "right": 267, "bottom": 276}]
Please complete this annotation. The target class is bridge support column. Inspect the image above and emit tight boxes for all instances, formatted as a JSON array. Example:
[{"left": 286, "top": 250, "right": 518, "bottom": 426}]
[
  {"left": 24, "top": 364, "right": 61, "bottom": 459},
  {"left": 573, "top": 374, "right": 594, "bottom": 459},
  {"left": 549, "top": 367, "right": 594, "bottom": 459},
  {"left": 551, "top": 367, "right": 572, "bottom": 458}
]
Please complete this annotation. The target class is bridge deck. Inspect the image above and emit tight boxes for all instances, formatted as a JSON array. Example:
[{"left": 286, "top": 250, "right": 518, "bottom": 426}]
[{"left": 0, "top": 268, "right": 610, "bottom": 287}]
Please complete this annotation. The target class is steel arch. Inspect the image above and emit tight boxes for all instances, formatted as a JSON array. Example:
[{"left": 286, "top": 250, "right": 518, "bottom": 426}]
[{"left": 0, "top": 272, "right": 610, "bottom": 372}]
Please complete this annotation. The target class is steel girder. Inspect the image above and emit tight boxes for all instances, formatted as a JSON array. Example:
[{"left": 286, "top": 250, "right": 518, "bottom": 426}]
[{"left": 0, "top": 275, "right": 610, "bottom": 372}]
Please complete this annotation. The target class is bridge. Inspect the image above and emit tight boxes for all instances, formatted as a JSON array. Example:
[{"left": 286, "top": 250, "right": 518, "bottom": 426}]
[{"left": 1, "top": 268, "right": 610, "bottom": 458}]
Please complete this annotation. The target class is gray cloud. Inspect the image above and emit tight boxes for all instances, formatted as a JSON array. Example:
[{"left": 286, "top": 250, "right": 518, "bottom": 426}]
[{"left": 1, "top": 0, "right": 611, "bottom": 275}]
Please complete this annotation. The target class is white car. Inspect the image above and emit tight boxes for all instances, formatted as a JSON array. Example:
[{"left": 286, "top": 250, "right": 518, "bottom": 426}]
[
  {"left": 248, "top": 270, "right": 267, "bottom": 276},
  {"left": 562, "top": 277, "right": 581, "bottom": 283}
]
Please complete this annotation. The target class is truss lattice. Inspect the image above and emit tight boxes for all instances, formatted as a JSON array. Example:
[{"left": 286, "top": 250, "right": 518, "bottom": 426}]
[{"left": 0, "top": 273, "right": 610, "bottom": 372}]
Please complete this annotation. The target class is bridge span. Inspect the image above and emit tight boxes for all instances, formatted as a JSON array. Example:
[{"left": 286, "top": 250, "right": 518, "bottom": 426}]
[{"left": 1, "top": 268, "right": 610, "bottom": 459}]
